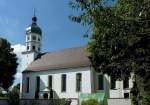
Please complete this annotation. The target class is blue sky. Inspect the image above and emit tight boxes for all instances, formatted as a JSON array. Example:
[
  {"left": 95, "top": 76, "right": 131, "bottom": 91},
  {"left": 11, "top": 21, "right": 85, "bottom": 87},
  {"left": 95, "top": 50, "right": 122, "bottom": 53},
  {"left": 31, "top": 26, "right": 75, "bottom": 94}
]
[
  {"left": 0, "top": 0, "right": 88, "bottom": 85},
  {"left": 0, "top": 0, "right": 87, "bottom": 52}
]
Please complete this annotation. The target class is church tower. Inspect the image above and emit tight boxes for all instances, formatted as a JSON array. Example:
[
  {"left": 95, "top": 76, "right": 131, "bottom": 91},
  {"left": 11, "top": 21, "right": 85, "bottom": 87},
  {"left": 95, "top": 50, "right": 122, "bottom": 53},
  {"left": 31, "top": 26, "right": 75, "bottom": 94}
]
[
  {"left": 25, "top": 15, "right": 42, "bottom": 52},
  {"left": 22, "top": 15, "right": 42, "bottom": 71}
]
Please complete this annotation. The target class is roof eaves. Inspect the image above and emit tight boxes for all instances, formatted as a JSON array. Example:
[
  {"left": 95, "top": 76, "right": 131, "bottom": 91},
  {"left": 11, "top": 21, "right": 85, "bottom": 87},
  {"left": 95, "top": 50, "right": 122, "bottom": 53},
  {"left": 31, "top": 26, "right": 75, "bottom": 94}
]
[{"left": 22, "top": 64, "right": 91, "bottom": 73}]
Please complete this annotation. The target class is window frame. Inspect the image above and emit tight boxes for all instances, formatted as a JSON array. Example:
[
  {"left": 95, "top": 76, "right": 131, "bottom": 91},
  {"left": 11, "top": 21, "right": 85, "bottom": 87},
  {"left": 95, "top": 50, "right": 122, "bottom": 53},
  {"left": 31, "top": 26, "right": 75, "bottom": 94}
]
[
  {"left": 26, "top": 77, "right": 30, "bottom": 93},
  {"left": 97, "top": 74, "right": 104, "bottom": 90},
  {"left": 32, "top": 46, "right": 35, "bottom": 50},
  {"left": 38, "top": 48, "right": 40, "bottom": 51},
  {"left": 27, "top": 36, "right": 30, "bottom": 40},
  {"left": 110, "top": 76, "right": 116, "bottom": 89},
  {"left": 76, "top": 73, "right": 82, "bottom": 92},
  {"left": 36, "top": 76, "right": 40, "bottom": 92},
  {"left": 123, "top": 77, "right": 129, "bottom": 89},
  {"left": 61, "top": 74, "right": 66, "bottom": 92},
  {"left": 48, "top": 75, "right": 53, "bottom": 89},
  {"left": 27, "top": 46, "right": 29, "bottom": 50},
  {"left": 38, "top": 38, "right": 40, "bottom": 41}
]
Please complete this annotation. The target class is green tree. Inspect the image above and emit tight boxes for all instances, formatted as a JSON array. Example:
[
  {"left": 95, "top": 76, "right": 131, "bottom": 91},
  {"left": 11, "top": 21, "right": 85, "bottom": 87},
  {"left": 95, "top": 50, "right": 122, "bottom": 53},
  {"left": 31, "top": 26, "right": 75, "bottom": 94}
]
[
  {"left": 8, "top": 84, "right": 20, "bottom": 105},
  {"left": 0, "top": 38, "right": 18, "bottom": 89},
  {"left": 69, "top": 0, "right": 150, "bottom": 104}
]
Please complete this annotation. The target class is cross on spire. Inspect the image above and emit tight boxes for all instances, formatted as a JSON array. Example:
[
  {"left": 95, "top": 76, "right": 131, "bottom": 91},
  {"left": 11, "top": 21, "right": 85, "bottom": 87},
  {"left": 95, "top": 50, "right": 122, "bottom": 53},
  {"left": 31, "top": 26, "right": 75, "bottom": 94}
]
[
  {"left": 34, "top": 8, "right": 36, "bottom": 17},
  {"left": 32, "top": 8, "right": 37, "bottom": 23}
]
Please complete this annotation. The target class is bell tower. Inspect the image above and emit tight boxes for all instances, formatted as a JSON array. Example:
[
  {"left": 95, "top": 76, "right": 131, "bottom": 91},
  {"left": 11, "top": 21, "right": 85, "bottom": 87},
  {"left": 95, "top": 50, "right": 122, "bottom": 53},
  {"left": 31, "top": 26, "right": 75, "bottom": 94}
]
[
  {"left": 25, "top": 15, "right": 42, "bottom": 53},
  {"left": 22, "top": 14, "right": 42, "bottom": 71}
]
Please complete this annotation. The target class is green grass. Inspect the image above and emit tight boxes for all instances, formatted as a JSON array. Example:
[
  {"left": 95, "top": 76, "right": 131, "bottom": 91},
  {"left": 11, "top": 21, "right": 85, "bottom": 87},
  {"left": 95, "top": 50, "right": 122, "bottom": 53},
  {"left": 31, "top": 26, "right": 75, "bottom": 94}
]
[{"left": 0, "top": 96, "right": 8, "bottom": 99}]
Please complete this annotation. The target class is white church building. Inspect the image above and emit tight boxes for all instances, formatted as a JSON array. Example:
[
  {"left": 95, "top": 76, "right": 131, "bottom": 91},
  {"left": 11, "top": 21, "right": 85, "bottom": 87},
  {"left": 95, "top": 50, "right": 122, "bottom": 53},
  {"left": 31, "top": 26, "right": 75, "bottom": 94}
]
[{"left": 20, "top": 16, "right": 132, "bottom": 105}]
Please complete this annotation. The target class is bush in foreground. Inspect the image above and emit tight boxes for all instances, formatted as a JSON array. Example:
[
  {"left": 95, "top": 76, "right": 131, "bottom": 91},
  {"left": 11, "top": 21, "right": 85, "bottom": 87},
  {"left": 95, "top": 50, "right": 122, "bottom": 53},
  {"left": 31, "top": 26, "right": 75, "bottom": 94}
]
[
  {"left": 7, "top": 86, "right": 19, "bottom": 105},
  {"left": 81, "top": 99, "right": 99, "bottom": 105}
]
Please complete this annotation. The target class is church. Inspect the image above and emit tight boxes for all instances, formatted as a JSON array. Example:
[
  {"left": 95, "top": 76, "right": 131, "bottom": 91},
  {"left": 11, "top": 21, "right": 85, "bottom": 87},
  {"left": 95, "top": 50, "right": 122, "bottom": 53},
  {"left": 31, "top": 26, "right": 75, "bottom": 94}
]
[{"left": 20, "top": 15, "right": 132, "bottom": 105}]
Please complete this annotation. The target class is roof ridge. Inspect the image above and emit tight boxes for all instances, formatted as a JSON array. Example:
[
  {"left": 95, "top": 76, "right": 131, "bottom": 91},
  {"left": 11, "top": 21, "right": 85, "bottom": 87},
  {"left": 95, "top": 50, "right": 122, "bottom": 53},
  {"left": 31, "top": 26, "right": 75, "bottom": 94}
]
[{"left": 45, "top": 45, "right": 87, "bottom": 55}]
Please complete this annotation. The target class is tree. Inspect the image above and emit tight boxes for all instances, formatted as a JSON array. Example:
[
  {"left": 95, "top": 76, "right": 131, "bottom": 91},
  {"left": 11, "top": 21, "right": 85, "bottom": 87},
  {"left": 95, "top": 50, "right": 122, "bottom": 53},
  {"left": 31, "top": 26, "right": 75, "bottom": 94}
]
[
  {"left": 0, "top": 38, "right": 18, "bottom": 89},
  {"left": 69, "top": 0, "right": 150, "bottom": 104},
  {"left": 8, "top": 84, "right": 20, "bottom": 105}
]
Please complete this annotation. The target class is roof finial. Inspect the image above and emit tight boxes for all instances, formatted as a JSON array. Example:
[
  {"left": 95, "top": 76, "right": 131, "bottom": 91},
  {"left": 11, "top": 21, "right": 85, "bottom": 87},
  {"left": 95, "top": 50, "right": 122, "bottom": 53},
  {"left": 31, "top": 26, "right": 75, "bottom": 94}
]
[
  {"left": 34, "top": 8, "right": 36, "bottom": 17},
  {"left": 32, "top": 8, "right": 37, "bottom": 23}
]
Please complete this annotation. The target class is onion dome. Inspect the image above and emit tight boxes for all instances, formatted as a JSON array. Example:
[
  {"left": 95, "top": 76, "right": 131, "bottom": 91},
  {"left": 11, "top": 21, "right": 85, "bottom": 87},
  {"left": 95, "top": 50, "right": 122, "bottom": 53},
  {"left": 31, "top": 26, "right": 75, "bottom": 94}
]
[{"left": 26, "top": 16, "right": 42, "bottom": 35}]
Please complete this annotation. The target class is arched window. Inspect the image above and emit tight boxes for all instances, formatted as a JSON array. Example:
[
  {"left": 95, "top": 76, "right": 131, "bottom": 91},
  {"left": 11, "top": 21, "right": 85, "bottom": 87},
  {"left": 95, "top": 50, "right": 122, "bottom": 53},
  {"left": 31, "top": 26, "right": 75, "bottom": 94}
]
[
  {"left": 123, "top": 77, "right": 129, "bottom": 89},
  {"left": 35, "top": 76, "right": 40, "bottom": 99},
  {"left": 32, "top": 36, "right": 36, "bottom": 40},
  {"left": 27, "top": 36, "right": 30, "bottom": 40},
  {"left": 61, "top": 74, "right": 66, "bottom": 92},
  {"left": 38, "top": 48, "right": 40, "bottom": 51},
  {"left": 48, "top": 75, "right": 53, "bottom": 89},
  {"left": 110, "top": 76, "right": 116, "bottom": 89},
  {"left": 27, "top": 46, "right": 29, "bottom": 50},
  {"left": 97, "top": 74, "right": 104, "bottom": 90},
  {"left": 32, "top": 46, "right": 35, "bottom": 50},
  {"left": 26, "top": 77, "right": 29, "bottom": 93},
  {"left": 38, "top": 38, "right": 40, "bottom": 41},
  {"left": 76, "top": 73, "right": 82, "bottom": 92}
]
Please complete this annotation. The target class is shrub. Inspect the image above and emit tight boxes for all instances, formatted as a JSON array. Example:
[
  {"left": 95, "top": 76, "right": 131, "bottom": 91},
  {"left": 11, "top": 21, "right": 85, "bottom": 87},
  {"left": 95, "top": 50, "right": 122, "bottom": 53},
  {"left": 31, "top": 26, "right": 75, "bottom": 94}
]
[
  {"left": 54, "top": 98, "right": 70, "bottom": 105},
  {"left": 7, "top": 87, "right": 19, "bottom": 105},
  {"left": 0, "top": 91, "right": 5, "bottom": 97},
  {"left": 81, "top": 99, "right": 99, "bottom": 105}
]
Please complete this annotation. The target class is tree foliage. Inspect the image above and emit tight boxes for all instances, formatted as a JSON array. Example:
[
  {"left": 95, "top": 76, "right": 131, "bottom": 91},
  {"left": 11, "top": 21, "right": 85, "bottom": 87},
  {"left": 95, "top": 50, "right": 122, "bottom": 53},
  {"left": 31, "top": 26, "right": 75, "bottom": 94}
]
[
  {"left": 8, "top": 84, "right": 20, "bottom": 105},
  {"left": 0, "top": 38, "right": 18, "bottom": 89},
  {"left": 69, "top": 0, "right": 150, "bottom": 104}
]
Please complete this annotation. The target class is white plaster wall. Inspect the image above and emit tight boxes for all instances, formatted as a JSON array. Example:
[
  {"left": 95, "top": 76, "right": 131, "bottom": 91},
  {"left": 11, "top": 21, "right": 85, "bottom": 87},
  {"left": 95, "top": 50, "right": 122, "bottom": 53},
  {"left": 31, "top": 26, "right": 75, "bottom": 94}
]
[
  {"left": 22, "top": 67, "right": 92, "bottom": 99},
  {"left": 97, "top": 74, "right": 134, "bottom": 98},
  {"left": 109, "top": 78, "right": 133, "bottom": 98},
  {"left": 21, "top": 53, "right": 36, "bottom": 71},
  {"left": 108, "top": 99, "right": 131, "bottom": 105},
  {"left": 110, "top": 89, "right": 124, "bottom": 98},
  {"left": 20, "top": 52, "right": 38, "bottom": 98},
  {"left": 21, "top": 66, "right": 134, "bottom": 100}
]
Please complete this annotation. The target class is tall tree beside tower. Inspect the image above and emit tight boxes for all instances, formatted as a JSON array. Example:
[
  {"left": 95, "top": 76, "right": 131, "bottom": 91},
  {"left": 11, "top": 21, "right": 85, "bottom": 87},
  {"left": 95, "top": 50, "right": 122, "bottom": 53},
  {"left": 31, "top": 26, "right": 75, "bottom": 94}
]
[
  {"left": 0, "top": 38, "right": 18, "bottom": 89},
  {"left": 69, "top": 0, "right": 150, "bottom": 104}
]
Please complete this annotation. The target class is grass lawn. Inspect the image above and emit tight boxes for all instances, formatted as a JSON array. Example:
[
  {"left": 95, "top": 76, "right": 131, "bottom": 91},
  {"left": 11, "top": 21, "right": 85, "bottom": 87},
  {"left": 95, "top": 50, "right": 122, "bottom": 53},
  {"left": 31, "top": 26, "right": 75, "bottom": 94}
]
[{"left": 0, "top": 96, "right": 8, "bottom": 99}]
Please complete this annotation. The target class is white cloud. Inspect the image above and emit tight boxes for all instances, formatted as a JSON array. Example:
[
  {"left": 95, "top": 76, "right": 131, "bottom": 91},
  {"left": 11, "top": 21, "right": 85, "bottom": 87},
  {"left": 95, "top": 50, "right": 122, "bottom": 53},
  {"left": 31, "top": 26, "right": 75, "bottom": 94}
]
[
  {"left": 15, "top": 72, "right": 22, "bottom": 79},
  {"left": 12, "top": 44, "right": 26, "bottom": 54},
  {"left": 11, "top": 44, "right": 25, "bottom": 85}
]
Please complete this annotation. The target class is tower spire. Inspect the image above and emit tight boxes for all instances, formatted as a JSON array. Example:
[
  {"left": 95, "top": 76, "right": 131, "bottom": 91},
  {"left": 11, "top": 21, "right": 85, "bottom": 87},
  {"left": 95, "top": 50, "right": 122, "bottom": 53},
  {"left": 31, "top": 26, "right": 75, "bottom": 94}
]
[
  {"left": 34, "top": 8, "right": 36, "bottom": 17},
  {"left": 32, "top": 8, "right": 37, "bottom": 23}
]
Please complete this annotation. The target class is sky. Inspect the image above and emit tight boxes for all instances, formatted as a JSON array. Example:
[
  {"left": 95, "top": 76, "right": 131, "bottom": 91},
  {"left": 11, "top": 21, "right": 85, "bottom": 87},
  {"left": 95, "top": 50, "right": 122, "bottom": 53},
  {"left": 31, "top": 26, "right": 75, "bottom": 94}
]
[
  {"left": 0, "top": 0, "right": 87, "bottom": 85},
  {"left": 0, "top": 0, "right": 87, "bottom": 51}
]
